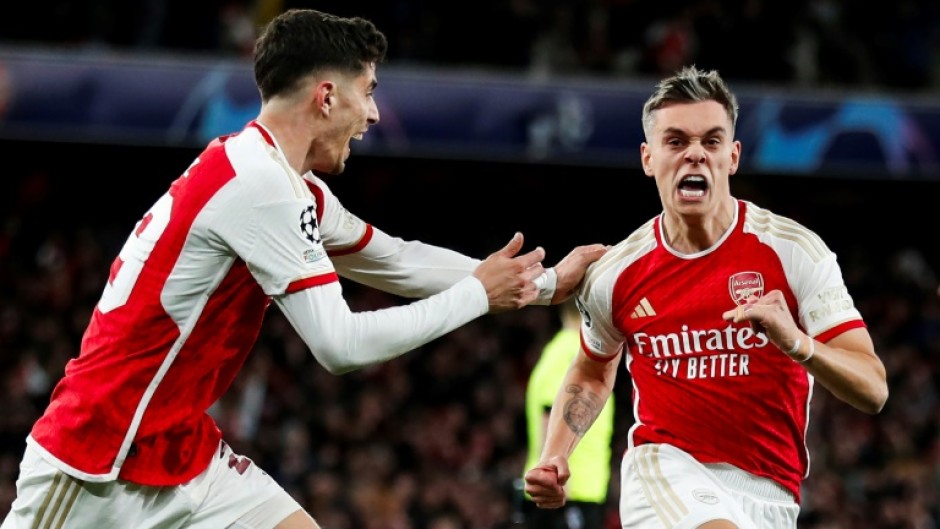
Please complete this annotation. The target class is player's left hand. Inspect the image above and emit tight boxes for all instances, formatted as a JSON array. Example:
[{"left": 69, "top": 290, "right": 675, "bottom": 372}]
[
  {"left": 721, "top": 289, "right": 804, "bottom": 357},
  {"left": 551, "top": 244, "right": 608, "bottom": 304}
]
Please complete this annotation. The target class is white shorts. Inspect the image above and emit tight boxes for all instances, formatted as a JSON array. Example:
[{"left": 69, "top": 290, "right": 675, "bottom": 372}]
[
  {"left": 1, "top": 439, "right": 303, "bottom": 529},
  {"left": 620, "top": 444, "right": 799, "bottom": 529}
]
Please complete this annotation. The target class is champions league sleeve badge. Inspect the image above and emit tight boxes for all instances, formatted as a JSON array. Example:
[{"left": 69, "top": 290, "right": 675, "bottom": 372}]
[
  {"left": 299, "top": 205, "right": 326, "bottom": 264},
  {"left": 575, "top": 297, "right": 593, "bottom": 328}
]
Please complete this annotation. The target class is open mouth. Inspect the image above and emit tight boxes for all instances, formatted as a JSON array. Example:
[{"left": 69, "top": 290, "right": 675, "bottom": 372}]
[
  {"left": 678, "top": 175, "right": 708, "bottom": 198},
  {"left": 346, "top": 132, "right": 366, "bottom": 156}
]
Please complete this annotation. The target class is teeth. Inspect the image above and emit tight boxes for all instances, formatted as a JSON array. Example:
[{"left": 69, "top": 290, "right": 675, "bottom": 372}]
[
  {"left": 682, "top": 175, "right": 704, "bottom": 183},
  {"left": 680, "top": 189, "right": 705, "bottom": 197}
]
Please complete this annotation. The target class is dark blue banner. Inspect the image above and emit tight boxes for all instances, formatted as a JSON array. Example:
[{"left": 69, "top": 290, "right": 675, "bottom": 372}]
[{"left": 1, "top": 49, "right": 938, "bottom": 178}]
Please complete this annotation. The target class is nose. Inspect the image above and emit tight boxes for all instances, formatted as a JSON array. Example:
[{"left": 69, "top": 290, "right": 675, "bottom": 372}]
[
  {"left": 367, "top": 98, "right": 380, "bottom": 125},
  {"left": 685, "top": 143, "right": 705, "bottom": 164}
]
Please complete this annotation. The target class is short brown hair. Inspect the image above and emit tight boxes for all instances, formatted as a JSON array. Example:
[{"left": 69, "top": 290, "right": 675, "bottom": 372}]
[
  {"left": 641, "top": 65, "right": 739, "bottom": 139},
  {"left": 253, "top": 9, "right": 388, "bottom": 101}
]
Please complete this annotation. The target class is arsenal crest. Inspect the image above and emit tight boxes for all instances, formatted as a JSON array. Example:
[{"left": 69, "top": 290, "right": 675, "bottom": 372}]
[{"left": 728, "top": 272, "right": 764, "bottom": 305}]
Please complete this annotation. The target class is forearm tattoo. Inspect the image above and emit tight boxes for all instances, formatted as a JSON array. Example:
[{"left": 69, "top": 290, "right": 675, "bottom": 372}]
[{"left": 563, "top": 385, "right": 601, "bottom": 437}]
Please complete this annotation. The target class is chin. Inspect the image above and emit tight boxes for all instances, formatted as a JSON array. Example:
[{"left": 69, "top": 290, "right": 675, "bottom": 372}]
[{"left": 312, "top": 162, "right": 345, "bottom": 176}]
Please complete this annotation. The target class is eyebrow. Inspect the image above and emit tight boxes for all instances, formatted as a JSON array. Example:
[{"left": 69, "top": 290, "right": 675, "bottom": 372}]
[{"left": 662, "top": 126, "right": 726, "bottom": 137}]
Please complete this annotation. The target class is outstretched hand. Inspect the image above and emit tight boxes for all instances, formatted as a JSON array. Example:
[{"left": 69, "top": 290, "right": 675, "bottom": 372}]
[
  {"left": 473, "top": 233, "right": 546, "bottom": 312},
  {"left": 523, "top": 456, "right": 570, "bottom": 509},
  {"left": 551, "top": 244, "right": 608, "bottom": 304}
]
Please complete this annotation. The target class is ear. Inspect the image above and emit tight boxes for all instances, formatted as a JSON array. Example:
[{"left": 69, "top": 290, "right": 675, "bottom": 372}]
[
  {"left": 640, "top": 143, "right": 654, "bottom": 177},
  {"left": 728, "top": 140, "right": 742, "bottom": 175},
  {"left": 314, "top": 81, "right": 335, "bottom": 117}
]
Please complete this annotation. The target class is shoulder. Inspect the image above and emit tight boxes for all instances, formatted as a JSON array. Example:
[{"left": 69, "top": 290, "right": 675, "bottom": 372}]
[
  {"left": 301, "top": 172, "right": 340, "bottom": 204},
  {"left": 303, "top": 172, "right": 331, "bottom": 193},
  {"left": 741, "top": 200, "right": 832, "bottom": 263},
  {"left": 581, "top": 216, "right": 658, "bottom": 298},
  {"left": 213, "top": 131, "right": 311, "bottom": 204}
]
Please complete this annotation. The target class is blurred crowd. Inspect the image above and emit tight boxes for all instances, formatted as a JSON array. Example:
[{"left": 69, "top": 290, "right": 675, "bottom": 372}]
[
  {"left": 1, "top": 0, "right": 939, "bottom": 91},
  {"left": 1, "top": 149, "right": 939, "bottom": 528}
]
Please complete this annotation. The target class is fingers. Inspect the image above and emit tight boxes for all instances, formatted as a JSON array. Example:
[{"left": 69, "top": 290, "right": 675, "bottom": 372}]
[
  {"left": 523, "top": 466, "right": 556, "bottom": 488},
  {"left": 722, "top": 290, "right": 807, "bottom": 344},
  {"left": 722, "top": 294, "right": 761, "bottom": 323},
  {"left": 550, "top": 243, "right": 607, "bottom": 304},
  {"left": 488, "top": 233, "right": 544, "bottom": 269},
  {"left": 475, "top": 234, "right": 546, "bottom": 312},
  {"left": 522, "top": 263, "right": 546, "bottom": 282},
  {"left": 494, "top": 232, "right": 524, "bottom": 258},
  {"left": 561, "top": 244, "right": 607, "bottom": 267},
  {"left": 570, "top": 245, "right": 607, "bottom": 270},
  {"left": 524, "top": 466, "right": 566, "bottom": 509},
  {"left": 722, "top": 303, "right": 749, "bottom": 323},
  {"left": 745, "top": 295, "right": 767, "bottom": 333},
  {"left": 515, "top": 246, "right": 546, "bottom": 270},
  {"left": 580, "top": 244, "right": 609, "bottom": 261}
]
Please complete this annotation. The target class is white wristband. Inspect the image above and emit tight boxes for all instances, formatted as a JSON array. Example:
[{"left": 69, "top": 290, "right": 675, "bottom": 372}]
[
  {"left": 799, "top": 339, "right": 816, "bottom": 364},
  {"left": 786, "top": 338, "right": 801, "bottom": 357},
  {"left": 786, "top": 337, "right": 815, "bottom": 363}
]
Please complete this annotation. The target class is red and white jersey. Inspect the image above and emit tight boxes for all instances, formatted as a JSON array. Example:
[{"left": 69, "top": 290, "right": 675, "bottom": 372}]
[
  {"left": 29, "top": 121, "right": 476, "bottom": 486},
  {"left": 576, "top": 199, "right": 865, "bottom": 502}
]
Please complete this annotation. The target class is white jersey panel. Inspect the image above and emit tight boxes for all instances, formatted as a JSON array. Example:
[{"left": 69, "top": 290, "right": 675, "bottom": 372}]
[
  {"left": 201, "top": 128, "right": 335, "bottom": 297},
  {"left": 742, "top": 202, "right": 862, "bottom": 338},
  {"left": 333, "top": 226, "right": 480, "bottom": 298},
  {"left": 100, "top": 193, "right": 175, "bottom": 315},
  {"left": 277, "top": 276, "right": 489, "bottom": 375},
  {"left": 578, "top": 219, "right": 658, "bottom": 359}
]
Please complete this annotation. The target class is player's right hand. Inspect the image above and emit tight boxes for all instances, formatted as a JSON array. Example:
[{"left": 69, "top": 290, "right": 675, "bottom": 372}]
[
  {"left": 551, "top": 243, "right": 608, "bottom": 304},
  {"left": 473, "top": 232, "right": 545, "bottom": 312},
  {"left": 523, "top": 456, "right": 570, "bottom": 509}
]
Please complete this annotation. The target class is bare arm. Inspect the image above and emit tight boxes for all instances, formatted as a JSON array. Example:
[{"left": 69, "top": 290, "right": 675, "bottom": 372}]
[
  {"left": 524, "top": 347, "right": 621, "bottom": 508},
  {"left": 724, "top": 290, "right": 888, "bottom": 414},
  {"left": 785, "top": 328, "right": 886, "bottom": 414}
]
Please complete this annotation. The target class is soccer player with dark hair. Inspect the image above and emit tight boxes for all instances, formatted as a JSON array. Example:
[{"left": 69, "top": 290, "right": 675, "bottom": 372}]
[{"left": 2, "top": 9, "right": 605, "bottom": 529}]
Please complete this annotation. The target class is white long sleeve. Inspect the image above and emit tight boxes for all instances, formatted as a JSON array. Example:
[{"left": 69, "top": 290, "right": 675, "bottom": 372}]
[
  {"left": 274, "top": 276, "right": 488, "bottom": 374},
  {"left": 331, "top": 226, "right": 557, "bottom": 304},
  {"left": 330, "top": 226, "right": 479, "bottom": 298}
]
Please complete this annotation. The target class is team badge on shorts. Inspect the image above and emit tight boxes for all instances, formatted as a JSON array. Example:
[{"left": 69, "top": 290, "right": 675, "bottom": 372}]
[
  {"left": 692, "top": 488, "right": 720, "bottom": 505},
  {"left": 728, "top": 271, "right": 764, "bottom": 305}
]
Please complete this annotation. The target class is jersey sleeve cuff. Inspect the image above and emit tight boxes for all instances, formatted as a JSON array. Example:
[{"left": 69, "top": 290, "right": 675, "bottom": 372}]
[
  {"left": 814, "top": 319, "right": 867, "bottom": 344},
  {"left": 285, "top": 272, "right": 339, "bottom": 294},
  {"left": 463, "top": 276, "right": 490, "bottom": 317},
  {"left": 580, "top": 333, "right": 619, "bottom": 363}
]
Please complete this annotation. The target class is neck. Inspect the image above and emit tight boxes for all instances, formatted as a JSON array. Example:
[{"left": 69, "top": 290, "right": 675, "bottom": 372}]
[
  {"left": 257, "top": 101, "right": 313, "bottom": 174},
  {"left": 662, "top": 197, "right": 736, "bottom": 254}
]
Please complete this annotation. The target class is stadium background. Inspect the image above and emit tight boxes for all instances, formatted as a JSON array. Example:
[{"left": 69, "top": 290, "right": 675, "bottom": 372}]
[{"left": 1, "top": 1, "right": 940, "bottom": 528}]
